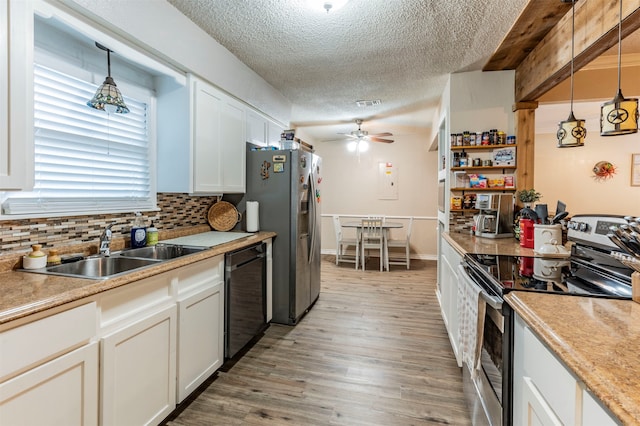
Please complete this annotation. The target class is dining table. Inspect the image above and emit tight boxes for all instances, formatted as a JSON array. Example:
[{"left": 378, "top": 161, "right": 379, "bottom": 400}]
[{"left": 342, "top": 221, "right": 403, "bottom": 271}]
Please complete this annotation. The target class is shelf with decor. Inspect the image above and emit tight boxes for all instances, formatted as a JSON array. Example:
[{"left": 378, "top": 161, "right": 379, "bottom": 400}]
[
  {"left": 451, "top": 187, "right": 516, "bottom": 192},
  {"left": 451, "top": 143, "right": 517, "bottom": 151},
  {"left": 451, "top": 166, "right": 516, "bottom": 172},
  {"left": 451, "top": 209, "right": 480, "bottom": 213}
]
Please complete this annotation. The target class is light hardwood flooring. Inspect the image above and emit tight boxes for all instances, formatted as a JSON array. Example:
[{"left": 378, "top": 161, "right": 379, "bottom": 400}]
[{"left": 164, "top": 256, "right": 471, "bottom": 425}]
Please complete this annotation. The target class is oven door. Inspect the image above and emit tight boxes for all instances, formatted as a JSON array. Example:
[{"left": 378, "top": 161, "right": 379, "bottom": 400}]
[{"left": 458, "top": 264, "right": 504, "bottom": 426}]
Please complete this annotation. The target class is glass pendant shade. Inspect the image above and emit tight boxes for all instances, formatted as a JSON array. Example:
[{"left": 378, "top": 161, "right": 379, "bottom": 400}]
[
  {"left": 87, "top": 43, "right": 129, "bottom": 114},
  {"left": 600, "top": 90, "right": 639, "bottom": 136},
  {"left": 557, "top": 111, "right": 587, "bottom": 147},
  {"left": 87, "top": 76, "right": 129, "bottom": 114}
]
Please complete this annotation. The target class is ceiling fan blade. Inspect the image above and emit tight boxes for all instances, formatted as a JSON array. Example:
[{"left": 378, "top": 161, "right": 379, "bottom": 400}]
[
  {"left": 370, "top": 132, "right": 393, "bottom": 137},
  {"left": 370, "top": 137, "right": 394, "bottom": 143}
]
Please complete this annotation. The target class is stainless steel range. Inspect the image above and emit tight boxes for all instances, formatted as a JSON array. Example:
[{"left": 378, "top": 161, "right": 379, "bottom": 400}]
[{"left": 459, "top": 214, "right": 635, "bottom": 426}]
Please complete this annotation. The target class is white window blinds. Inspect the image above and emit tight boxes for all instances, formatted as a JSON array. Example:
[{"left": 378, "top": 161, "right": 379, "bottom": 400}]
[{"left": 2, "top": 64, "right": 155, "bottom": 216}]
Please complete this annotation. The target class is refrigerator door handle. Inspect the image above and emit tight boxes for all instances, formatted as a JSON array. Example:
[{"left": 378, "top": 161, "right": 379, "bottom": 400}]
[{"left": 308, "top": 170, "right": 317, "bottom": 264}]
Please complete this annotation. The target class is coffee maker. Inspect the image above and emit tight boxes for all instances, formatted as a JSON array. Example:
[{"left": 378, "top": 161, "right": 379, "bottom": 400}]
[{"left": 474, "top": 193, "right": 514, "bottom": 238}]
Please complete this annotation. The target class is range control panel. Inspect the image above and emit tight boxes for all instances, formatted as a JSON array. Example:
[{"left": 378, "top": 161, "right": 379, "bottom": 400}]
[{"left": 567, "top": 215, "right": 628, "bottom": 249}]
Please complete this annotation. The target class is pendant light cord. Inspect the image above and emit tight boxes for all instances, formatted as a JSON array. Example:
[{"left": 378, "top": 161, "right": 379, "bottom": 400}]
[
  {"left": 617, "top": 0, "right": 622, "bottom": 93},
  {"left": 570, "top": 0, "right": 575, "bottom": 113}
]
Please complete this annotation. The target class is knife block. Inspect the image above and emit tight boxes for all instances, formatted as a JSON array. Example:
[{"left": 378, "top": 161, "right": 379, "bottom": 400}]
[{"left": 633, "top": 272, "right": 640, "bottom": 304}]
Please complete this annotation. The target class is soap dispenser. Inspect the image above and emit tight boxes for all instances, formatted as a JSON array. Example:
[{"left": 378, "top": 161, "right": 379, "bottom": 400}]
[{"left": 131, "top": 212, "right": 147, "bottom": 248}]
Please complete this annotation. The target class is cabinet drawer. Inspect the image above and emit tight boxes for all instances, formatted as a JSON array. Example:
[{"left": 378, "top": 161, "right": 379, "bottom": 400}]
[
  {"left": 175, "top": 255, "right": 223, "bottom": 296},
  {"left": 0, "top": 302, "right": 96, "bottom": 381}
]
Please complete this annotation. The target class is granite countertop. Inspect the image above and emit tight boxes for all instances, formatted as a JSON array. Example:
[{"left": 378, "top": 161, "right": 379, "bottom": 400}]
[
  {"left": 0, "top": 230, "right": 276, "bottom": 325},
  {"left": 506, "top": 292, "right": 640, "bottom": 424},
  {"left": 443, "top": 231, "right": 538, "bottom": 256}
]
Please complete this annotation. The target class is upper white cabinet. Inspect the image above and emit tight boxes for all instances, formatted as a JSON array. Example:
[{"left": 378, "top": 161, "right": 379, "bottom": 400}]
[
  {"left": 0, "top": 0, "right": 34, "bottom": 191},
  {"left": 246, "top": 108, "right": 285, "bottom": 148},
  {"left": 157, "top": 75, "right": 246, "bottom": 194}
]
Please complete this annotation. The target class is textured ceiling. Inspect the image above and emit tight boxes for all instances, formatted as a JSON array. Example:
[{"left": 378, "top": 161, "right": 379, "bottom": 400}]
[{"left": 166, "top": 0, "right": 529, "bottom": 140}]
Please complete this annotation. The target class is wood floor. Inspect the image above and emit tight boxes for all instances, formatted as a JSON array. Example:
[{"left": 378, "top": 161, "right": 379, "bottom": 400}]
[{"left": 164, "top": 256, "right": 471, "bottom": 425}]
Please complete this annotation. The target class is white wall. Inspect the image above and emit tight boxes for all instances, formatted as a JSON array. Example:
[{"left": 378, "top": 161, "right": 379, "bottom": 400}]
[
  {"left": 58, "top": 0, "right": 291, "bottom": 124},
  {"left": 535, "top": 100, "right": 640, "bottom": 216},
  {"left": 311, "top": 131, "right": 439, "bottom": 259}
]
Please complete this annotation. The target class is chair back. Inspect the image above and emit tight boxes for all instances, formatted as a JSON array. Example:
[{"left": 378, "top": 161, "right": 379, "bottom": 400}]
[
  {"left": 405, "top": 217, "right": 414, "bottom": 240},
  {"left": 361, "top": 217, "right": 383, "bottom": 239}
]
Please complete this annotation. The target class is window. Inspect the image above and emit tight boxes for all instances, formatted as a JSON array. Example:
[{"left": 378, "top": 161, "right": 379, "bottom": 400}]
[{"left": 1, "top": 63, "right": 156, "bottom": 217}]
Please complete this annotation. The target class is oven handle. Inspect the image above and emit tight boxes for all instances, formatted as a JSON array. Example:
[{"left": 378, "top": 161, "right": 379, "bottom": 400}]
[{"left": 458, "top": 264, "right": 503, "bottom": 311}]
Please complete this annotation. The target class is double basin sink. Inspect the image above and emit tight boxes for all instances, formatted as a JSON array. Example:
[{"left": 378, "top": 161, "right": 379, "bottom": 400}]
[{"left": 26, "top": 244, "right": 207, "bottom": 280}]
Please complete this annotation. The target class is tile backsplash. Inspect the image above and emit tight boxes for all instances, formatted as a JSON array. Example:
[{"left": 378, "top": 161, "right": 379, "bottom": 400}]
[{"left": 0, "top": 193, "right": 218, "bottom": 254}]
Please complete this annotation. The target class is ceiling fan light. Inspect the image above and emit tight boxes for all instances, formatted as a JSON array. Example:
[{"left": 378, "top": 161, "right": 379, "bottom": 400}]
[
  {"left": 346, "top": 141, "right": 358, "bottom": 152},
  {"left": 600, "top": 90, "right": 639, "bottom": 136},
  {"left": 557, "top": 111, "right": 586, "bottom": 147},
  {"left": 358, "top": 140, "right": 370, "bottom": 152}
]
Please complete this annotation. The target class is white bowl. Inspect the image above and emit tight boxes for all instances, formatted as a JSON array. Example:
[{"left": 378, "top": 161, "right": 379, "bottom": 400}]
[{"left": 23, "top": 255, "right": 47, "bottom": 269}]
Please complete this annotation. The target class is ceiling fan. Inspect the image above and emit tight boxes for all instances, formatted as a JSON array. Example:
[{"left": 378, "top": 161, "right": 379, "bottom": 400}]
[{"left": 339, "top": 119, "right": 394, "bottom": 144}]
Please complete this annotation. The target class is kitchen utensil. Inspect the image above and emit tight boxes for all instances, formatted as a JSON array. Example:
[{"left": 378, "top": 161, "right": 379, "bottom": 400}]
[
  {"left": 608, "top": 233, "right": 640, "bottom": 259},
  {"left": 520, "top": 207, "right": 538, "bottom": 221},
  {"left": 551, "top": 211, "right": 569, "bottom": 224},
  {"left": 535, "top": 204, "right": 548, "bottom": 224},
  {"left": 556, "top": 200, "right": 566, "bottom": 214}
]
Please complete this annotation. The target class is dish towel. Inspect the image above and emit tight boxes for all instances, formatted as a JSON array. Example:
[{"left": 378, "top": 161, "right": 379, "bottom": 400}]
[{"left": 458, "top": 269, "right": 487, "bottom": 378}]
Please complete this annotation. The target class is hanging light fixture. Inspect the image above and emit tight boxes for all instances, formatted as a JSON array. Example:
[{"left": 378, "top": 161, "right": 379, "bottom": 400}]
[
  {"left": 557, "top": 0, "right": 586, "bottom": 148},
  {"left": 310, "top": 0, "right": 348, "bottom": 13},
  {"left": 87, "top": 42, "right": 129, "bottom": 114},
  {"left": 600, "top": 0, "right": 638, "bottom": 136}
]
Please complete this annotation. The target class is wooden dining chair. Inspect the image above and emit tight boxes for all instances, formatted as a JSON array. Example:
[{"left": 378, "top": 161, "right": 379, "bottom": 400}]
[
  {"left": 386, "top": 217, "right": 413, "bottom": 269},
  {"left": 360, "top": 217, "right": 385, "bottom": 271},
  {"left": 332, "top": 215, "right": 359, "bottom": 268}
]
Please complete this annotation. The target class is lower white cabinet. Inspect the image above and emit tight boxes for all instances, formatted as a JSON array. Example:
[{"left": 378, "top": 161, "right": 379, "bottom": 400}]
[
  {"left": 100, "top": 305, "right": 177, "bottom": 426},
  {"left": 437, "top": 237, "right": 462, "bottom": 365},
  {"left": 0, "top": 341, "right": 98, "bottom": 425},
  {"left": 177, "top": 283, "right": 224, "bottom": 401},
  {"left": 513, "top": 312, "right": 619, "bottom": 426}
]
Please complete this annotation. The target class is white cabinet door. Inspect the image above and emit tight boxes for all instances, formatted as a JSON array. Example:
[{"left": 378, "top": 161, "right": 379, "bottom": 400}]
[
  {"left": 267, "top": 118, "right": 284, "bottom": 147},
  {"left": 100, "top": 305, "right": 177, "bottom": 426},
  {"left": 177, "top": 283, "right": 224, "bottom": 402},
  {"left": 246, "top": 108, "right": 267, "bottom": 146},
  {"left": 193, "top": 78, "right": 245, "bottom": 193},
  {"left": 0, "top": 0, "right": 34, "bottom": 190},
  {"left": 0, "top": 342, "right": 99, "bottom": 426},
  {"left": 193, "top": 78, "right": 224, "bottom": 193},
  {"left": 581, "top": 389, "right": 619, "bottom": 426},
  {"left": 521, "top": 376, "right": 563, "bottom": 426},
  {"left": 218, "top": 95, "right": 245, "bottom": 193},
  {"left": 438, "top": 238, "right": 462, "bottom": 365}
]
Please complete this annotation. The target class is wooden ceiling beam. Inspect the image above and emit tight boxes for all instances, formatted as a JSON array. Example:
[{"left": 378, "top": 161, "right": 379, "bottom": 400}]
[
  {"left": 515, "top": 0, "right": 640, "bottom": 102},
  {"left": 483, "top": 0, "right": 571, "bottom": 71}
]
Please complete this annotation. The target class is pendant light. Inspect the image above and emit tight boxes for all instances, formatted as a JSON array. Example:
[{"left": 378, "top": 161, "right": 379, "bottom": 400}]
[
  {"left": 87, "top": 42, "right": 129, "bottom": 114},
  {"left": 557, "top": 0, "right": 586, "bottom": 148},
  {"left": 600, "top": 0, "right": 638, "bottom": 136}
]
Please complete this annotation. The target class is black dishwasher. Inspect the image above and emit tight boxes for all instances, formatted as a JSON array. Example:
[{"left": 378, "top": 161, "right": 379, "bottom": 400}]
[{"left": 224, "top": 242, "right": 267, "bottom": 359}]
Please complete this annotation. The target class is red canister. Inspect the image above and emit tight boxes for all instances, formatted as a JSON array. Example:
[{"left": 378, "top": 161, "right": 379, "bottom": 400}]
[{"left": 519, "top": 218, "right": 535, "bottom": 249}]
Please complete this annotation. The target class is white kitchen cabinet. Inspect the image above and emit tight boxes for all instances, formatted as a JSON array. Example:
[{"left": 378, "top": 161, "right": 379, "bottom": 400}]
[
  {"left": 437, "top": 237, "right": 462, "bottom": 366},
  {"left": 246, "top": 108, "right": 286, "bottom": 148},
  {"left": 176, "top": 256, "right": 224, "bottom": 402},
  {"left": 513, "top": 312, "right": 620, "bottom": 426},
  {"left": 100, "top": 305, "right": 177, "bottom": 426},
  {"left": 0, "top": 0, "right": 34, "bottom": 191},
  {"left": 157, "top": 74, "right": 246, "bottom": 194},
  {"left": 0, "top": 341, "right": 99, "bottom": 426},
  {"left": 0, "top": 302, "right": 98, "bottom": 425}
]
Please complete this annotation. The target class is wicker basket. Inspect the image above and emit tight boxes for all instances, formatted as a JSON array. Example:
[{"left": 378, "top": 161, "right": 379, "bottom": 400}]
[{"left": 207, "top": 201, "right": 241, "bottom": 231}]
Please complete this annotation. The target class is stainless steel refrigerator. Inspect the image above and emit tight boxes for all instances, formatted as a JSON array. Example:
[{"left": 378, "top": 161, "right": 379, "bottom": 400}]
[{"left": 245, "top": 148, "right": 322, "bottom": 325}]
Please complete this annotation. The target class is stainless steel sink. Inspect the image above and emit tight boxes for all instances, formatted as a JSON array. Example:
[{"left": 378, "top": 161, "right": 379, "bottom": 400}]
[
  {"left": 117, "top": 244, "right": 206, "bottom": 260},
  {"left": 33, "top": 256, "right": 161, "bottom": 279}
]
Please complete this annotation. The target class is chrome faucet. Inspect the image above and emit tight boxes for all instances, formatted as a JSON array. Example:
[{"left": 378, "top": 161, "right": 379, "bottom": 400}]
[{"left": 99, "top": 223, "right": 114, "bottom": 256}]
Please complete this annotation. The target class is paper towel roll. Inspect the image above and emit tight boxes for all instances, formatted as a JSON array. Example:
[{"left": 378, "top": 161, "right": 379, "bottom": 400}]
[{"left": 246, "top": 201, "right": 259, "bottom": 232}]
